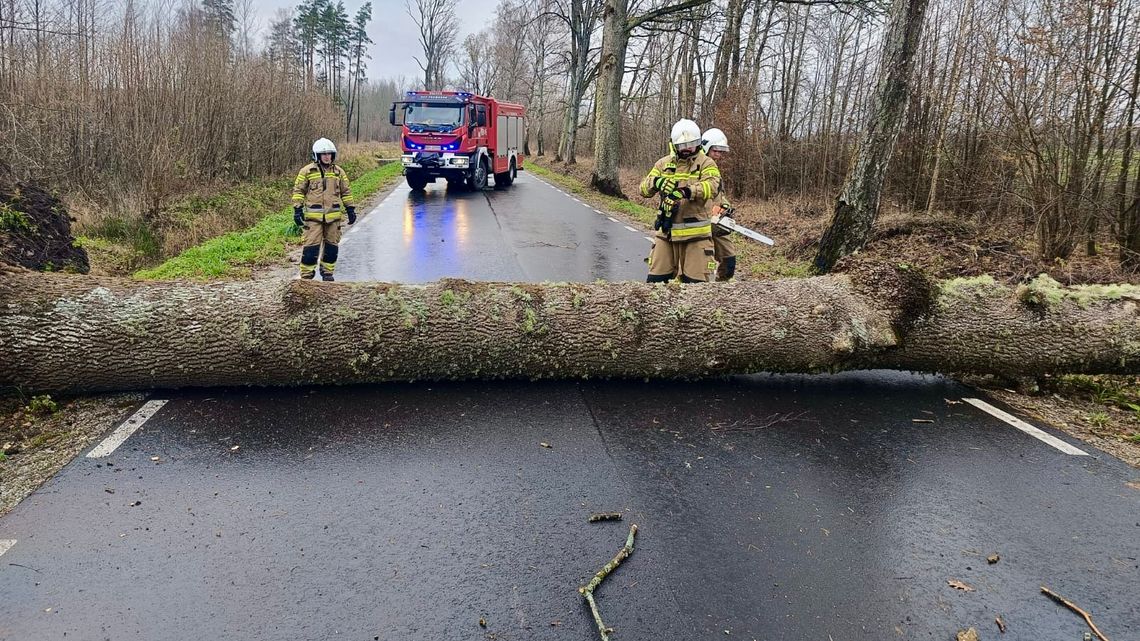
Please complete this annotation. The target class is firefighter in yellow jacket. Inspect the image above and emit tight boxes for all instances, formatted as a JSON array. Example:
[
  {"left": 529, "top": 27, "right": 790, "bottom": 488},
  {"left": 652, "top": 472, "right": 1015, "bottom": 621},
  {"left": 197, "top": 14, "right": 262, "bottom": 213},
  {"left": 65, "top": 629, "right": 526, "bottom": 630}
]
[
  {"left": 639, "top": 119, "right": 721, "bottom": 283},
  {"left": 292, "top": 138, "right": 355, "bottom": 281},
  {"left": 702, "top": 128, "right": 735, "bottom": 281}
]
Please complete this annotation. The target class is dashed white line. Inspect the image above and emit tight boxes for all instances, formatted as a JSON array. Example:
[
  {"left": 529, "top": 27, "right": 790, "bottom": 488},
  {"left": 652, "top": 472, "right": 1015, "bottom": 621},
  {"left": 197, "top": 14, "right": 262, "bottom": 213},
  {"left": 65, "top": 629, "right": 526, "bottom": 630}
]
[
  {"left": 594, "top": 209, "right": 604, "bottom": 214},
  {"left": 645, "top": 236, "right": 655, "bottom": 243},
  {"left": 0, "top": 540, "right": 15, "bottom": 557},
  {"left": 624, "top": 225, "right": 638, "bottom": 232},
  {"left": 87, "top": 400, "right": 168, "bottom": 458},
  {"left": 607, "top": 217, "right": 619, "bottom": 223},
  {"left": 962, "top": 398, "right": 1089, "bottom": 456}
]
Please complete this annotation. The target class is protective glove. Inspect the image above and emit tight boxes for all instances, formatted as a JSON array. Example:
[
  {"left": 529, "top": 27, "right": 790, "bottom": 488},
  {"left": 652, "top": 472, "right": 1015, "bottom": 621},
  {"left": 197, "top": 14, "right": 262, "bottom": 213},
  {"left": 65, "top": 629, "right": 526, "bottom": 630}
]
[
  {"left": 653, "top": 176, "right": 677, "bottom": 194},
  {"left": 653, "top": 212, "right": 673, "bottom": 235},
  {"left": 661, "top": 187, "right": 687, "bottom": 210},
  {"left": 678, "top": 186, "right": 692, "bottom": 199},
  {"left": 346, "top": 206, "right": 357, "bottom": 225},
  {"left": 720, "top": 204, "right": 735, "bottom": 218},
  {"left": 293, "top": 206, "right": 305, "bottom": 227}
]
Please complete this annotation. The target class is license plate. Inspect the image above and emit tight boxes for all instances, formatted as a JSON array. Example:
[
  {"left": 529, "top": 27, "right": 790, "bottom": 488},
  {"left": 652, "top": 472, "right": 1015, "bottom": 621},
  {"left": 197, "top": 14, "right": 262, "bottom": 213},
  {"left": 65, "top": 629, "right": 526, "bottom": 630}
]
[{"left": 425, "top": 145, "right": 441, "bottom": 151}]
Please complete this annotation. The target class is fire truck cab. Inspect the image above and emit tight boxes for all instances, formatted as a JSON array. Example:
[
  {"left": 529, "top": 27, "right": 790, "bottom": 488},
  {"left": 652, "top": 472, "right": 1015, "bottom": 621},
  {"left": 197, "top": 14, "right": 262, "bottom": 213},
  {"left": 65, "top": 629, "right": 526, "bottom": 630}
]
[{"left": 390, "top": 91, "right": 526, "bottom": 192}]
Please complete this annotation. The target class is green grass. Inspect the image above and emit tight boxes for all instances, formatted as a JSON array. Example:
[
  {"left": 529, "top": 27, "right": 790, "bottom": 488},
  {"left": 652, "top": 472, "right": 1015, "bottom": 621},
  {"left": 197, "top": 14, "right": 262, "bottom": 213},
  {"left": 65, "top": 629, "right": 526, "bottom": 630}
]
[{"left": 135, "top": 162, "right": 403, "bottom": 280}]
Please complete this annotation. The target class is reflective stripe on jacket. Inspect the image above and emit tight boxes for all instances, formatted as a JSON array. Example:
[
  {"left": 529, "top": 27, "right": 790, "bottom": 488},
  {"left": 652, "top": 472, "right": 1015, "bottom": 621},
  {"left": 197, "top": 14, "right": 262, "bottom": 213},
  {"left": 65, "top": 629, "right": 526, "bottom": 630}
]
[
  {"left": 638, "top": 152, "right": 721, "bottom": 231},
  {"left": 292, "top": 162, "right": 354, "bottom": 222}
]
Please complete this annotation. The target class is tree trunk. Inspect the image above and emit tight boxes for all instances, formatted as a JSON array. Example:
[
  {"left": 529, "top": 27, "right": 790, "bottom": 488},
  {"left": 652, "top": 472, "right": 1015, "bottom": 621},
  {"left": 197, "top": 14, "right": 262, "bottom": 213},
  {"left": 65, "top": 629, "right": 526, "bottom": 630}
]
[
  {"left": 813, "top": 0, "right": 931, "bottom": 273},
  {"left": 2, "top": 264, "right": 1138, "bottom": 393},
  {"left": 1118, "top": 38, "right": 1140, "bottom": 268},
  {"left": 589, "top": 0, "right": 630, "bottom": 197}
]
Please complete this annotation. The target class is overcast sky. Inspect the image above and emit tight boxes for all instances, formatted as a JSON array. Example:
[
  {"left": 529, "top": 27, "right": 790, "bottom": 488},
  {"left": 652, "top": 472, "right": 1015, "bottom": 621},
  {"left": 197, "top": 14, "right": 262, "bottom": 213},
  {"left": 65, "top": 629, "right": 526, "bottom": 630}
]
[{"left": 249, "top": 0, "right": 501, "bottom": 82}]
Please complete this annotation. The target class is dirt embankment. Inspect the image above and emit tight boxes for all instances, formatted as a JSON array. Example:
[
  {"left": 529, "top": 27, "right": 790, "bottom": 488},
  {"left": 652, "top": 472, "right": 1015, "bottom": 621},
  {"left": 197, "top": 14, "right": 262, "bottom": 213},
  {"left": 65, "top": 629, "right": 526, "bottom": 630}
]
[{"left": 0, "top": 166, "right": 89, "bottom": 273}]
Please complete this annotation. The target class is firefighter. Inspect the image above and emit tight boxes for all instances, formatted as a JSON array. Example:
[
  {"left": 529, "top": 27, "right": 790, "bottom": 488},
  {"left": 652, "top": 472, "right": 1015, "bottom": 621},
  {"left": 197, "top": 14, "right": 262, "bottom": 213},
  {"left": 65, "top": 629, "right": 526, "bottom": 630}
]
[
  {"left": 702, "top": 128, "right": 735, "bottom": 281},
  {"left": 639, "top": 119, "right": 721, "bottom": 283},
  {"left": 292, "top": 138, "right": 356, "bottom": 281}
]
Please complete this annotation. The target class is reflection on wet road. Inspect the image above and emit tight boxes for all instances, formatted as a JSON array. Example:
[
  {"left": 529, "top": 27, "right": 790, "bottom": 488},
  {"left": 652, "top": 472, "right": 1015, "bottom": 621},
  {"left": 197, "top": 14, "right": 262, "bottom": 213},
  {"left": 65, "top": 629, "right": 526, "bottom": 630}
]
[{"left": 337, "top": 174, "right": 651, "bottom": 283}]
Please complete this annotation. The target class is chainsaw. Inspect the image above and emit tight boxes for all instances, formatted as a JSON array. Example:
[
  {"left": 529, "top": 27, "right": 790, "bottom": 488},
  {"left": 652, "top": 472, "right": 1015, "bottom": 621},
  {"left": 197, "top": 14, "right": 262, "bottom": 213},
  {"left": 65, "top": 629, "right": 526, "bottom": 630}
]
[{"left": 710, "top": 207, "right": 775, "bottom": 246}]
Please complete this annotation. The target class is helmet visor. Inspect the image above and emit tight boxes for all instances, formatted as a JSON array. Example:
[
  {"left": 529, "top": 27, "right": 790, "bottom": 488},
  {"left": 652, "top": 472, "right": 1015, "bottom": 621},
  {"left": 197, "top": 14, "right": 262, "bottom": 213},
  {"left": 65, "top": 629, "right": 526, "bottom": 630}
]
[{"left": 674, "top": 139, "right": 701, "bottom": 155}]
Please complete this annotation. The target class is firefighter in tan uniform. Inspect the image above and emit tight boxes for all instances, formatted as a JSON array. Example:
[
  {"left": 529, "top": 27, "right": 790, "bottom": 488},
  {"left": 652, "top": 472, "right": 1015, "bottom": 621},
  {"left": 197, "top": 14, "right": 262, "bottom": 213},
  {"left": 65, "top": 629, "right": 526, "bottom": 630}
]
[
  {"left": 292, "top": 138, "right": 356, "bottom": 281},
  {"left": 702, "top": 128, "right": 736, "bottom": 281},
  {"left": 639, "top": 119, "right": 722, "bottom": 283}
]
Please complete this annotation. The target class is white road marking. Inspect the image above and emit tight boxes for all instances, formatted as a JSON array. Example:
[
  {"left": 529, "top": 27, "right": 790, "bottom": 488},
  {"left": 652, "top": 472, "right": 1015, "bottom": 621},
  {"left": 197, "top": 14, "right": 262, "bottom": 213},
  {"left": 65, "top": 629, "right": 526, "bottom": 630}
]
[
  {"left": 0, "top": 540, "right": 15, "bottom": 557},
  {"left": 607, "top": 217, "right": 619, "bottom": 223},
  {"left": 963, "top": 398, "right": 1088, "bottom": 456},
  {"left": 594, "top": 209, "right": 604, "bottom": 214},
  {"left": 624, "top": 225, "right": 638, "bottom": 232},
  {"left": 87, "top": 400, "right": 168, "bottom": 458},
  {"left": 645, "top": 236, "right": 655, "bottom": 243}
]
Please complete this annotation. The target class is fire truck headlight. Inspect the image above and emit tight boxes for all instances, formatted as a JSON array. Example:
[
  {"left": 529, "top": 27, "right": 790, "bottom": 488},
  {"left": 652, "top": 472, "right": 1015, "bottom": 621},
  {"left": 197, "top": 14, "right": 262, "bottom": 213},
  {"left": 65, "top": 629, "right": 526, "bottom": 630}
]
[
  {"left": 452, "top": 158, "right": 469, "bottom": 167},
  {"left": 401, "top": 155, "right": 415, "bottom": 166}
]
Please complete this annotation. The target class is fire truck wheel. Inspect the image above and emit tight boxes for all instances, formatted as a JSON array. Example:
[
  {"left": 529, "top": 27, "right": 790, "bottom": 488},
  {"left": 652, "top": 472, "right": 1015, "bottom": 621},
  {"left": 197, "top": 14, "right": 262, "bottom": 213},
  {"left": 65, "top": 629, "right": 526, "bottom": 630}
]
[
  {"left": 406, "top": 172, "right": 428, "bottom": 192},
  {"left": 468, "top": 160, "right": 489, "bottom": 191},
  {"left": 495, "top": 159, "right": 516, "bottom": 188}
]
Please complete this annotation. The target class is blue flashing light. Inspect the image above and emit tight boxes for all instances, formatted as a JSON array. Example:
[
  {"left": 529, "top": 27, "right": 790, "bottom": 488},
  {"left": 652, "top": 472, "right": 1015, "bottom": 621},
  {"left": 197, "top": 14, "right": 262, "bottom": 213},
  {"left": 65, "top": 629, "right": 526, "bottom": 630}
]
[{"left": 404, "top": 136, "right": 462, "bottom": 152}]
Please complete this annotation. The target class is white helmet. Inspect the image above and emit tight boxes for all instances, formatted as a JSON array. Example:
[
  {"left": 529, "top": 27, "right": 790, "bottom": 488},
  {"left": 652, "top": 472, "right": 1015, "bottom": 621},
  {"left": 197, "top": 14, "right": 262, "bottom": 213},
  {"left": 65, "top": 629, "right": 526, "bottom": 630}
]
[
  {"left": 312, "top": 138, "right": 337, "bottom": 163},
  {"left": 702, "top": 128, "right": 729, "bottom": 154},
  {"left": 670, "top": 119, "right": 702, "bottom": 156}
]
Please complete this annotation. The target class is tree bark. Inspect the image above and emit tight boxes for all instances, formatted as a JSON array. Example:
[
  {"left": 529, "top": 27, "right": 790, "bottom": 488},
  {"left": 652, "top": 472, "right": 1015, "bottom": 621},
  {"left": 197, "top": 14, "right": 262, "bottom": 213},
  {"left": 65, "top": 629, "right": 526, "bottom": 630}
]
[
  {"left": 813, "top": 0, "right": 931, "bottom": 273},
  {"left": 588, "top": 0, "right": 630, "bottom": 197},
  {"left": 2, "top": 264, "right": 1138, "bottom": 393}
]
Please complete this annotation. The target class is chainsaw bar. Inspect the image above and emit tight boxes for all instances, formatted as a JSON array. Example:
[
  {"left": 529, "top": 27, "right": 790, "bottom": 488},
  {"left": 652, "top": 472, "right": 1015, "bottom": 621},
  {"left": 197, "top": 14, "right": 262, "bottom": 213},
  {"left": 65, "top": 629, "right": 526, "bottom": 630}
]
[{"left": 711, "top": 215, "right": 775, "bottom": 245}]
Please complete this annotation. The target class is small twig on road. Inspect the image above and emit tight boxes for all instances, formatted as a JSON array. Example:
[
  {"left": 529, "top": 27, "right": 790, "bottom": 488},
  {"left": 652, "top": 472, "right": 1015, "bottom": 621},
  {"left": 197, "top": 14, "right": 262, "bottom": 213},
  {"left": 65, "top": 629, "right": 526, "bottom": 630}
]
[
  {"left": 710, "top": 412, "right": 812, "bottom": 433},
  {"left": 8, "top": 563, "right": 40, "bottom": 573},
  {"left": 588, "top": 512, "right": 623, "bottom": 523},
  {"left": 1041, "top": 586, "right": 1111, "bottom": 641},
  {"left": 579, "top": 524, "right": 638, "bottom": 641}
]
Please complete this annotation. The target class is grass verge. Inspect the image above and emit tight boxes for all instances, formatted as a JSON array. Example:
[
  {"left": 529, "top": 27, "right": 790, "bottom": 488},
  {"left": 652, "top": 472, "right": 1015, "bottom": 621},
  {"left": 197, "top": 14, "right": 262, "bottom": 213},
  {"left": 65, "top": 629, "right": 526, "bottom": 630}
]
[{"left": 135, "top": 161, "right": 403, "bottom": 280}]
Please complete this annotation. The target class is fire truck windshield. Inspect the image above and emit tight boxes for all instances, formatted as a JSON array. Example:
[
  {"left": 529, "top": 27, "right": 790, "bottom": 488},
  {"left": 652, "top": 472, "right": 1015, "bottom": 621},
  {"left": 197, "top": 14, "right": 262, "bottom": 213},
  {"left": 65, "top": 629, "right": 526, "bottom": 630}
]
[{"left": 404, "top": 103, "right": 464, "bottom": 130}]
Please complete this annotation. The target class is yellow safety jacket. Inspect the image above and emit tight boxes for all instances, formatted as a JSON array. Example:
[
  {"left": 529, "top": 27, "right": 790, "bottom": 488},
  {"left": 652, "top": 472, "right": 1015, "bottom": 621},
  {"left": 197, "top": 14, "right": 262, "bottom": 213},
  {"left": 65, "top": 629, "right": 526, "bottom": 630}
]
[
  {"left": 639, "top": 151, "right": 721, "bottom": 241},
  {"left": 292, "top": 162, "right": 354, "bottom": 223}
]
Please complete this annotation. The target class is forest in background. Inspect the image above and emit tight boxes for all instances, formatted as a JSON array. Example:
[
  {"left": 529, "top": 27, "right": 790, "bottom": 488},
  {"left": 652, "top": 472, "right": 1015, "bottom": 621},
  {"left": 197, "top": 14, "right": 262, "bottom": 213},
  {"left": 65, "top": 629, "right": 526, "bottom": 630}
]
[
  {"left": 414, "top": 0, "right": 1140, "bottom": 268},
  {"left": 2, "top": 0, "right": 1139, "bottom": 269}
]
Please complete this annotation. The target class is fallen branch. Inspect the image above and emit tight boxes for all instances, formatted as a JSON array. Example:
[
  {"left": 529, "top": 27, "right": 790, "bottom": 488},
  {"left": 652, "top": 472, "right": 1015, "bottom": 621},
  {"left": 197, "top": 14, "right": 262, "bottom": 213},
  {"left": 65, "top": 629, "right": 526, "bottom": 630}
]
[
  {"left": 1041, "top": 586, "right": 1111, "bottom": 641},
  {"left": 579, "top": 524, "right": 638, "bottom": 641}
]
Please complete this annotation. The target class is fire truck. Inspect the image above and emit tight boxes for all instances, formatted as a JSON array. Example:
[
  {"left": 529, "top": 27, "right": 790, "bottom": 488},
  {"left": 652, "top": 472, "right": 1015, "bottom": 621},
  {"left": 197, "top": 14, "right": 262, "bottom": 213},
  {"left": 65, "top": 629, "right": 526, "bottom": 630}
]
[{"left": 389, "top": 91, "right": 526, "bottom": 191}]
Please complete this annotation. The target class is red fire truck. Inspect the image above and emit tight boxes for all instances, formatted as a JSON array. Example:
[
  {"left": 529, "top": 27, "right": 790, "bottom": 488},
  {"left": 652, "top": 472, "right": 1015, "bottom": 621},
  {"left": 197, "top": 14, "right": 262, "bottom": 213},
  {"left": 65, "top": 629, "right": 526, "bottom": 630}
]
[{"left": 389, "top": 91, "right": 526, "bottom": 191}]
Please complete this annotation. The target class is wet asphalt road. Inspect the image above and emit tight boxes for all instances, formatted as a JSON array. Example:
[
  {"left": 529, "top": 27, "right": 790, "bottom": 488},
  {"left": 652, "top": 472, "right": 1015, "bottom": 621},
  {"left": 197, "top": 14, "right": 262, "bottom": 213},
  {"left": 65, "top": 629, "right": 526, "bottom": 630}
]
[
  {"left": 336, "top": 173, "right": 653, "bottom": 282},
  {"left": 1, "top": 174, "right": 1138, "bottom": 641}
]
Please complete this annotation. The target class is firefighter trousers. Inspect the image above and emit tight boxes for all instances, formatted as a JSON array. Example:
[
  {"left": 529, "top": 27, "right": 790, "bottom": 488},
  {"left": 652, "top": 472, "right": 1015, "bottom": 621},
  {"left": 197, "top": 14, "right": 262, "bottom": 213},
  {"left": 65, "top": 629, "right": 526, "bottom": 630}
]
[
  {"left": 646, "top": 234, "right": 716, "bottom": 283},
  {"left": 300, "top": 221, "right": 343, "bottom": 279}
]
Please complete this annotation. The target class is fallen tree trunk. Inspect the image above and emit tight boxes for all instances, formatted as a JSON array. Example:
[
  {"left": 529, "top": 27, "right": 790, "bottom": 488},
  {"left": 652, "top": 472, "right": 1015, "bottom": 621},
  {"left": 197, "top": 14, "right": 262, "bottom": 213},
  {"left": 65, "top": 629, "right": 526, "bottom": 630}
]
[{"left": 1, "top": 263, "right": 1138, "bottom": 393}]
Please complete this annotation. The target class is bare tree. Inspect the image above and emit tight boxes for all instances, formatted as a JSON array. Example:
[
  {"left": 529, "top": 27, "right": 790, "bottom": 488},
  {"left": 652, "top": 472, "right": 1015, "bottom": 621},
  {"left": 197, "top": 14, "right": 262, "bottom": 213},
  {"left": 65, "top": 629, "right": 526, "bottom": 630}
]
[
  {"left": 589, "top": 0, "right": 713, "bottom": 196},
  {"left": 407, "top": 0, "right": 458, "bottom": 90},
  {"left": 814, "top": 0, "right": 932, "bottom": 273},
  {"left": 457, "top": 31, "right": 497, "bottom": 95}
]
